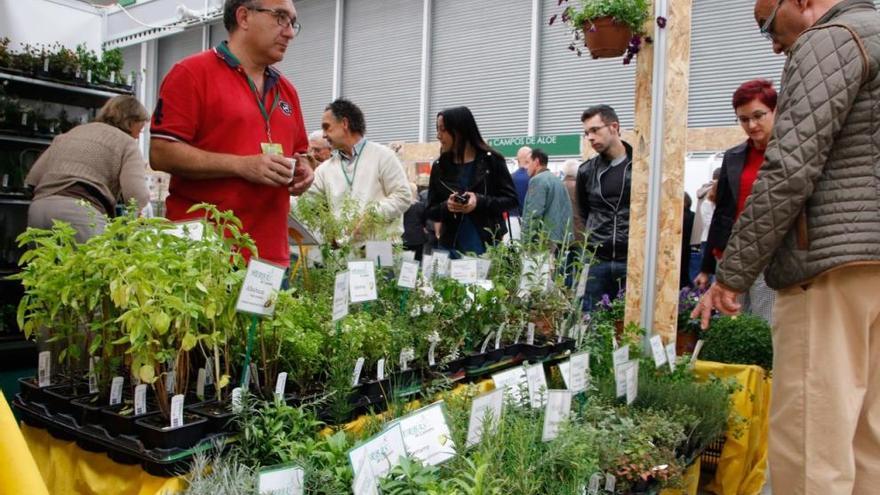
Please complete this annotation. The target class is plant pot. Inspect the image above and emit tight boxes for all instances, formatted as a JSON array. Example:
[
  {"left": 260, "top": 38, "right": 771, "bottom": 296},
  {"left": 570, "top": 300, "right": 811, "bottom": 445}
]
[
  {"left": 101, "top": 403, "right": 160, "bottom": 437},
  {"left": 464, "top": 351, "right": 490, "bottom": 370},
  {"left": 44, "top": 381, "right": 93, "bottom": 415},
  {"left": 358, "top": 378, "right": 390, "bottom": 405},
  {"left": 676, "top": 329, "right": 699, "bottom": 355},
  {"left": 134, "top": 413, "right": 208, "bottom": 450},
  {"left": 519, "top": 343, "right": 553, "bottom": 362},
  {"left": 70, "top": 394, "right": 103, "bottom": 426},
  {"left": 389, "top": 369, "right": 421, "bottom": 399},
  {"left": 188, "top": 400, "right": 237, "bottom": 433},
  {"left": 583, "top": 16, "right": 633, "bottom": 58},
  {"left": 18, "top": 376, "right": 52, "bottom": 405}
]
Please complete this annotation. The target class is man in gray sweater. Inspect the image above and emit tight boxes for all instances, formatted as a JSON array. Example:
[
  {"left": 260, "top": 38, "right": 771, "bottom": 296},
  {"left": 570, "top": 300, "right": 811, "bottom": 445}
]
[{"left": 521, "top": 148, "right": 572, "bottom": 250}]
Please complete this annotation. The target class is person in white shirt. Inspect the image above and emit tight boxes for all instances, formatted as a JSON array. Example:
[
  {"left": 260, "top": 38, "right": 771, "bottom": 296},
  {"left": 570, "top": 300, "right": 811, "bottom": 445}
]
[
  {"left": 307, "top": 129, "right": 332, "bottom": 166},
  {"left": 307, "top": 98, "right": 411, "bottom": 240}
]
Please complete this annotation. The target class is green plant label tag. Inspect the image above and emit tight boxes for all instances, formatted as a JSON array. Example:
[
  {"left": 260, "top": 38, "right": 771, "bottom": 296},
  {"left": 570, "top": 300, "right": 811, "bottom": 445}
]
[
  {"left": 37, "top": 352, "right": 50, "bottom": 388},
  {"left": 170, "top": 394, "right": 184, "bottom": 429},
  {"left": 480, "top": 331, "right": 495, "bottom": 354},
  {"left": 348, "top": 423, "right": 406, "bottom": 487},
  {"left": 466, "top": 388, "right": 504, "bottom": 447},
  {"left": 690, "top": 339, "right": 704, "bottom": 369},
  {"left": 433, "top": 251, "right": 450, "bottom": 277},
  {"left": 604, "top": 474, "right": 616, "bottom": 492},
  {"left": 134, "top": 384, "right": 147, "bottom": 416},
  {"left": 351, "top": 359, "right": 364, "bottom": 387},
  {"left": 365, "top": 241, "right": 394, "bottom": 268},
  {"left": 588, "top": 473, "right": 602, "bottom": 494},
  {"left": 527, "top": 323, "right": 536, "bottom": 345},
  {"left": 450, "top": 259, "right": 478, "bottom": 284},
  {"left": 258, "top": 464, "right": 304, "bottom": 495},
  {"left": 420, "top": 254, "right": 435, "bottom": 282},
  {"left": 332, "top": 271, "right": 350, "bottom": 322},
  {"left": 196, "top": 368, "right": 206, "bottom": 400},
  {"left": 88, "top": 358, "right": 98, "bottom": 394},
  {"left": 109, "top": 376, "right": 124, "bottom": 406},
  {"left": 348, "top": 261, "right": 378, "bottom": 303},
  {"left": 275, "top": 372, "right": 288, "bottom": 400},
  {"left": 542, "top": 389, "right": 573, "bottom": 442},
  {"left": 377, "top": 359, "right": 385, "bottom": 381},
  {"left": 231, "top": 387, "right": 243, "bottom": 413},
  {"left": 397, "top": 261, "right": 419, "bottom": 289},
  {"left": 236, "top": 258, "right": 286, "bottom": 316},
  {"left": 491, "top": 366, "right": 527, "bottom": 406},
  {"left": 625, "top": 360, "right": 639, "bottom": 405},
  {"left": 494, "top": 323, "right": 504, "bottom": 350},
  {"left": 526, "top": 363, "right": 549, "bottom": 409},
  {"left": 665, "top": 343, "right": 677, "bottom": 372},
  {"left": 399, "top": 402, "right": 456, "bottom": 466},
  {"left": 650, "top": 335, "right": 668, "bottom": 368}
]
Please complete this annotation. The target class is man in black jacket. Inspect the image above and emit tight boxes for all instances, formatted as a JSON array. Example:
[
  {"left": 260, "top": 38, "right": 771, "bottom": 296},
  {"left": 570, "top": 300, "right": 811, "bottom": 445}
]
[{"left": 575, "top": 105, "right": 633, "bottom": 310}]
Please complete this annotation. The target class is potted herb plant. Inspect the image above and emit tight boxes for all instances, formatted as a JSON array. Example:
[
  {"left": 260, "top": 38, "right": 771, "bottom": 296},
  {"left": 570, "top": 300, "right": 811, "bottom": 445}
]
[{"left": 551, "top": 0, "right": 651, "bottom": 61}]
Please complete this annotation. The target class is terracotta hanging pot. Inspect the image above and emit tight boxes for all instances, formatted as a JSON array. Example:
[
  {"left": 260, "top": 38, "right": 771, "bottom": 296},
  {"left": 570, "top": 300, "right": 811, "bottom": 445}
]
[{"left": 583, "top": 16, "right": 633, "bottom": 58}]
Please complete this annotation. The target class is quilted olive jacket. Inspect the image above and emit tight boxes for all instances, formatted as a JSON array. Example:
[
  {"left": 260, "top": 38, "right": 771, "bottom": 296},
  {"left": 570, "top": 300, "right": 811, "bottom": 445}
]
[{"left": 716, "top": 0, "right": 880, "bottom": 291}]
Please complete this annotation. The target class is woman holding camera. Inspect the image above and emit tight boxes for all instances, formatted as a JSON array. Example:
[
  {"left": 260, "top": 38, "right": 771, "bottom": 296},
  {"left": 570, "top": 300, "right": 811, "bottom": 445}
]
[{"left": 426, "top": 107, "right": 517, "bottom": 256}]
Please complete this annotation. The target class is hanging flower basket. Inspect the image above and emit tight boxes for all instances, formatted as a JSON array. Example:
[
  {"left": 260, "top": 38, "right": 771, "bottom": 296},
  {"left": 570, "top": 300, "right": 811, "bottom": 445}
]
[{"left": 583, "top": 16, "right": 633, "bottom": 58}]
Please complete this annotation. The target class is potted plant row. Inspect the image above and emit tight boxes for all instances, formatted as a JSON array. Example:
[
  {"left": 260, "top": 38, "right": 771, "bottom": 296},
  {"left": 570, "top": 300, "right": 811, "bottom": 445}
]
[{"left": 0, "top": 38, "right": 134, "bottom": 90}]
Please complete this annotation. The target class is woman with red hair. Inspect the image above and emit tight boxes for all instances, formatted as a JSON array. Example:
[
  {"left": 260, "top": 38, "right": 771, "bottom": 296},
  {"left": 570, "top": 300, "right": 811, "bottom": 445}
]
[{"left": 694, "top": 79, "right": 777, "bottom": 323}]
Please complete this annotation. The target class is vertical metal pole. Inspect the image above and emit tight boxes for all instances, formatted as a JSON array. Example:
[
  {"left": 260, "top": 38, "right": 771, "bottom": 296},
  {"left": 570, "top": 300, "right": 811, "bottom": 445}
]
[
  {"left": 331, "top": 0, "right": 344, "bottom": 100},
  {"left": 527, "top": 0, "right": 540, "bottom": 136},
  {"left": 417, "top": 0, "right": 433, "bottom": 143}
]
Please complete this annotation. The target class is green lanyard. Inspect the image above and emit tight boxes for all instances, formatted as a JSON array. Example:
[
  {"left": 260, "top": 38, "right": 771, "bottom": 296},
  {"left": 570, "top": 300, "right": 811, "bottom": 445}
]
[
  {"left": 340, "top": 140, "right": 367, "bottom": 190},
  {"left": 218, "top": 43, "right": 280, "bottom": 142}
]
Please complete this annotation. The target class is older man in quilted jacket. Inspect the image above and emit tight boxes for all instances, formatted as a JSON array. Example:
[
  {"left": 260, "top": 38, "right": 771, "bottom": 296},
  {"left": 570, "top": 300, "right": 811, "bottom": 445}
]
[{"left": 693, "top": 1, "right": 880, "bottom": 493}]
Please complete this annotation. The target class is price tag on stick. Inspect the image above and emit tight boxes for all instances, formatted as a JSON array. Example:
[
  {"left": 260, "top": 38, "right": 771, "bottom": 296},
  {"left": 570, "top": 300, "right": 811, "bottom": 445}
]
[{"left": 38, "top": 351, "right": 51, "bottom": 388}]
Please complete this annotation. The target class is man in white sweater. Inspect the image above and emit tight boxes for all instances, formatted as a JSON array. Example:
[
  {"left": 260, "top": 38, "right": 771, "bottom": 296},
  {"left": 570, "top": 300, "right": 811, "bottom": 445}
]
[{"left": 308, "top": 98, "right": 411, "bottom": 240}]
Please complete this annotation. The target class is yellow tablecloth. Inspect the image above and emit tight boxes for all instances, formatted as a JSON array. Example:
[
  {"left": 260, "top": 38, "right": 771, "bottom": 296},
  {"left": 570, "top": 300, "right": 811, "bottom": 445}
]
[
  {"left": 0, "top": 391, "right": 49, "bottom": 495},
  {"left": 695, "top": 360, "right": 771, "bottom": 495}
]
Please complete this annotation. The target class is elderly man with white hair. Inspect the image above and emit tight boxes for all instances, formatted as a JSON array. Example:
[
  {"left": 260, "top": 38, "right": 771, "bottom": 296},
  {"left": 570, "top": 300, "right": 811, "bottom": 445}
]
[{"left": 307, "top": 129, "right": 332, "bottom": 166}]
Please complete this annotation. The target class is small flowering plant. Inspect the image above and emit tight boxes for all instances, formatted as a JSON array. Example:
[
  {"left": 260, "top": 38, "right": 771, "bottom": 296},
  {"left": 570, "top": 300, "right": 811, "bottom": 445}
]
[
  {"left": 677, "top": 286, "right": 706, "bottom": 334},
  {"left": 549, "top": 0, "right": 655, "bottom": 64}
]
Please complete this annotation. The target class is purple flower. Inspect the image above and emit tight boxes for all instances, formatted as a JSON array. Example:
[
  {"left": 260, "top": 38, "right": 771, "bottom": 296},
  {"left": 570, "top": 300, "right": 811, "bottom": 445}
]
[
  {"left": 657, "top": 16, "right": 667, "bottom": 28},
  {"left": 600, "top": 294, "right": 612, "bottom": 308}
]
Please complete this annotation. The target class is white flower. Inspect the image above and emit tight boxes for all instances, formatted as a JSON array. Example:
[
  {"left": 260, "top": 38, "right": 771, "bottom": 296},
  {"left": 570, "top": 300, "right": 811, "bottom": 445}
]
[
  {"left": 410, "top": 306, "right": 421, "bottom": 317},
  {"left": 427, "top": 331, "right": 440, "bottom": 343},
  {"left": 422, "top": 303, "right": 434, "bottom": 314}
]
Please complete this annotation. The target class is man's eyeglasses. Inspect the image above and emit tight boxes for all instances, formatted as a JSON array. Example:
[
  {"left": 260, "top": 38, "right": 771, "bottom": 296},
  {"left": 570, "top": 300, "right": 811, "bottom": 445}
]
[
  {"left": 736, "top": 110, "right": 769, "bottom": 125},
  {"left": 759, "top": 0, "right": 784, "bottom": 41},
  {"left": 584, "top": 125, "right": 608, "bottom": 136},
  {"left": 250, "top": 7, "right": 302, "bottom": 35}
]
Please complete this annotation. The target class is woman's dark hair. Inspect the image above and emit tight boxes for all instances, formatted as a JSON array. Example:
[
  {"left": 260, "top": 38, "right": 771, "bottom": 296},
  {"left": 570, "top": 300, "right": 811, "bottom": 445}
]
[{"left": 437, "top": 106, "right": 500, "bottom": 163}]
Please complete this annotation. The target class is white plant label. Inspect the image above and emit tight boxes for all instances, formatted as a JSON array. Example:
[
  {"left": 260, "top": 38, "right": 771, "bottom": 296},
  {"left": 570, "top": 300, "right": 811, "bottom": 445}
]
[
  {"left": 449, "top": 259, "right": 478, "bottom": 284},
  {"left": 348, "top": 261, "right": 378, "bottom": 303},
  {"left": 365, "top": 241, "right": 394, "bottom": 268},
  {"left": 480, "top": 331, "right": 495, "bottom": 354},
  {"left": 236, "top": 258, "right": 286, "bottom": 316},
  {"left": 231, "top": 387, "right": 243, "bottom": 413},
  {"left": 477, "top": 259, "right": 492, "bottom": 280},
  {"left": 43, "top": 58, "right": 49, "bottom": 72},
  {"left": 397, "top": 261, "right": 419, "bottom": 289},
  {"left": 690, "top": 339, "right": 705, "bottom": 369},
  {"left": 650, "top": 335, "right": 667, "bottom": 368},
  {"left": 196, "top": 368, "right": 207, "bottom": 400},
  {"left": 351, "top": 453, "right": 378, "bottom": 495},
  {"left": 38, "top": 351, "right": 51, "bottom": 387},
  {"left": 527, "top": 323, "right": 536, "bottom": 345},
  {"left": 258, "top": 464, "right": 304, "bottom": 495},
  {"left": 275, "top": 372, "right": 288, "bottom": 399},
  {"left": 109, "top": 376, "right": 124, "bottom": 406},
  {"left": 588, "top": 473, "right": 603, "bottom": 494},
  {"left": 348, "top": 423, "right": 406, "bottom": 486},
  {"left": 351, "top": 358, "right": 365, "bottom": 387},
  {"left": 377, "top": 358, "right": 385, "bottom": 381},
  {"left": 401, "top": 250, "right": 416, "bottom": 262},
  {"left": 398, "top": 402, "right": 456, "bottom": 466},
  {"left": 562, "top": 351, "right": 590, "bottom": 393},
  {"left": 250, "top": 363, "right": 260, "bottom": 388},
  {"left": 615, "top": 361, "right": 629, "bottom": 399},
  {"left": 134, "top": 384, "right": 147, "bottom": 416},
  {"left": 88, "top": 357, "right": 98, "bottom": 394},
  {"left": 612, "top": 345, "right": 629, "bottom": 368},
  {"left": 576, "top": 264, "right": 590, "bottom": 300},
  {"left": 666, "top": 343, "right": 677, "bottom": 372},
  {"left": 466, "top": 389, "right": 504, "bottom": 447},
  {"left": 433, "top": 251, "right": 450, "bottom": 277},
  {"left": 525, "top": 363, "right": 549, "bottom": 409},
  {"left": 86, "top": 69, "right": 92, "bottom": 83},
  {"left": 165, "top": 369, "right": 175, "bottom": 394},
  {"left": 332, "top": 271, "right": 350, "bottom": 322},
  {"left": 205, "top": 360, "right": 214, "bottom": 386},
  {"left": 494, "top": 324, "right": 504, "bottom": 350},
  {"left": 626, "top": 360, "right": 639, "bottom": 405},
  {"left": 491, "top": 367, "right": 527, "bottom": 405},
  {"left": 399, "top": 348, "right": 414, "bottom": 372},
  {"left": 170, "top": 393, "right": 185, "bottom": 429},
  {"left": 542, "top": 390, "right": 573, "bottom": 442},
  {"left": 605, "top": 474, "right": 617, "bottom": 492},
  {"left": 420, "top": 254, "right": 435, "bottom": 282},
  {"left": 428, "top": 341, "right": 437, "bottom": 367},
  {"left": 167, "top": 221, "right": 204, "bottom": 241}
]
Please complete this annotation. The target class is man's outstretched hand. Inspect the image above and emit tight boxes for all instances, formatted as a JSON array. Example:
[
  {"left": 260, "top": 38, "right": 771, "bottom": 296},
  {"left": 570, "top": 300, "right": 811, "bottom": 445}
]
[{"left": 691, "top": 282, "right": 742, "bottom": 329}]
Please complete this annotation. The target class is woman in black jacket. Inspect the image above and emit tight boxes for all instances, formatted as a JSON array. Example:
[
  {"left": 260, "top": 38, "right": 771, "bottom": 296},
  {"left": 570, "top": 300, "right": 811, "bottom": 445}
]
[{"left": 426, "top": 107, "right": 517, "bottom": 256}]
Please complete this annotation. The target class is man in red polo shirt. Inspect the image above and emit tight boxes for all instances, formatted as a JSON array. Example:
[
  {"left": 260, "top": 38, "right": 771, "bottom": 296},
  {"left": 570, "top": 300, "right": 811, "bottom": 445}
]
[{"left": 150, "top": 0, "right": 314, "bottom": 266}]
